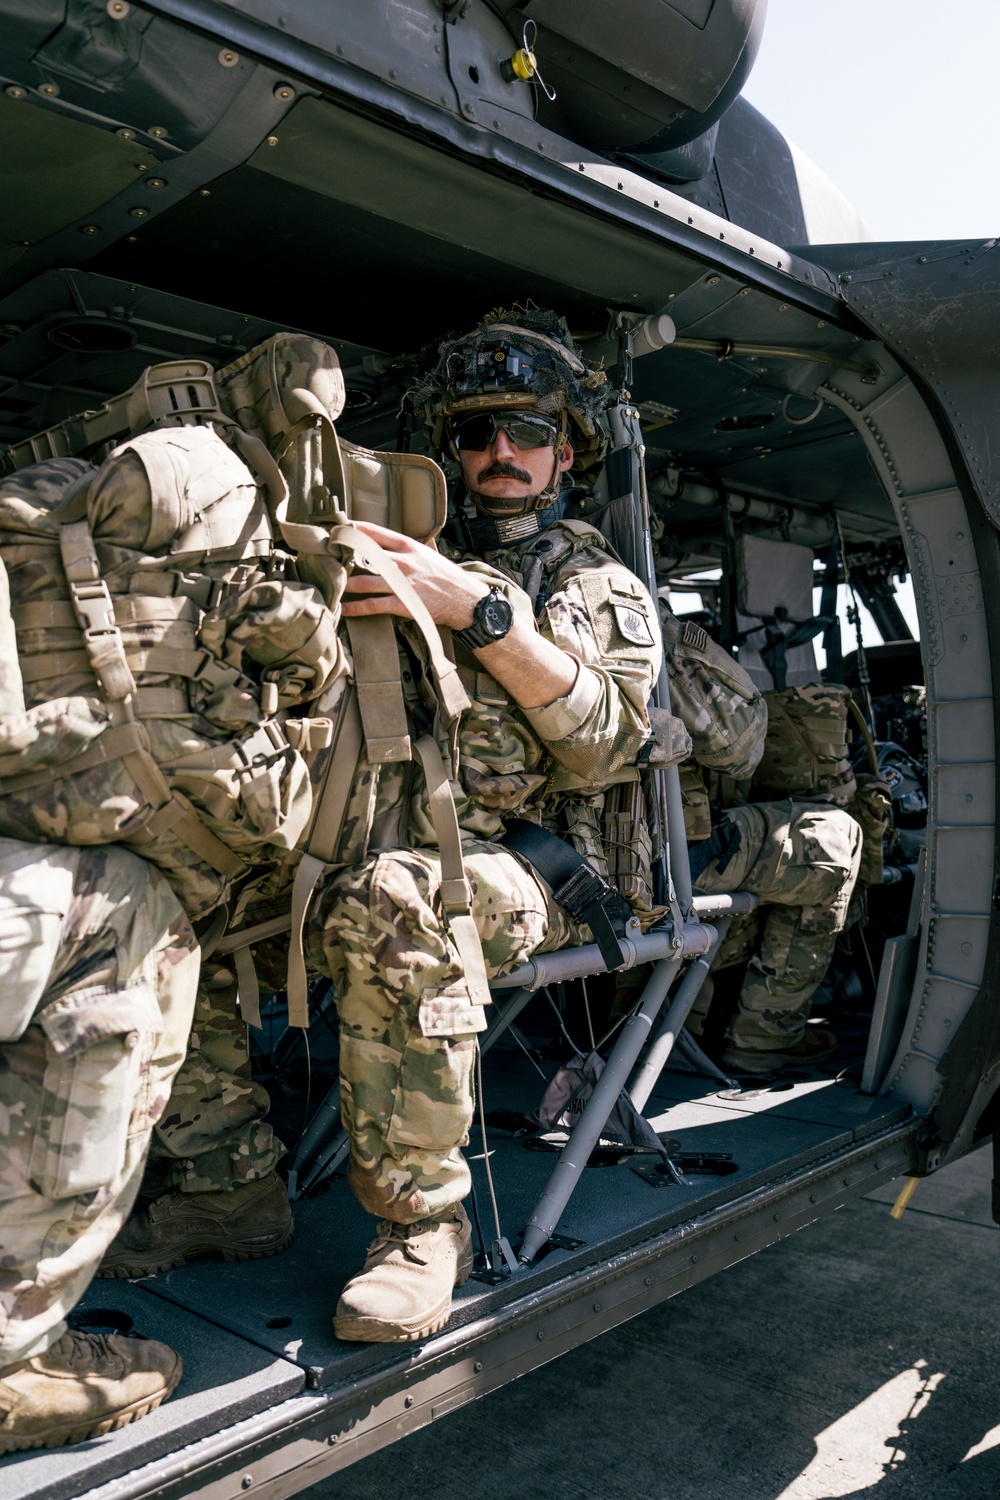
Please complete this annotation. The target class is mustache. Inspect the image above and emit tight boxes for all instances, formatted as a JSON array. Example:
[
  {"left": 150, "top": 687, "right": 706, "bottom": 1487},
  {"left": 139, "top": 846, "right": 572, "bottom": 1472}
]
[{"left": 476, "top": 459, "right": 534, "bottom": 485}]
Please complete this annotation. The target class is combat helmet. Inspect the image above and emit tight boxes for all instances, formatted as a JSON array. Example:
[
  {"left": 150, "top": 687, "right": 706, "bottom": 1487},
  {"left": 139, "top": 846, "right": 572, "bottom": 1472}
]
[{"left": 411, "top": 307, "right": 611, "bottom": 510}]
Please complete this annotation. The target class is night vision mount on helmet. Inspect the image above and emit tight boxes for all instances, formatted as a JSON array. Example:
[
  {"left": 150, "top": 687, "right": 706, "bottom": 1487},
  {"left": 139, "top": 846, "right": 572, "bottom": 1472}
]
[{"left": 412, "top": 308, "right": 613, "bottom": 509}]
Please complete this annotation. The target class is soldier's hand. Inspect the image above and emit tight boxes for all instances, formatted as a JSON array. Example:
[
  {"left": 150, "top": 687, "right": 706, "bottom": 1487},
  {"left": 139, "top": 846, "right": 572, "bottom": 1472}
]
[{"left": 340, "top": 520, "right": 491, "bottom": 629}]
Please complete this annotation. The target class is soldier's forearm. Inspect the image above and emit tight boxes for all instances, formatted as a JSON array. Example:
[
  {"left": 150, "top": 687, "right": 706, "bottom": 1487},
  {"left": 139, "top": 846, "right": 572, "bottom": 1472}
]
[{"left": 471, "top": 614, "right": 579, "bottom": 709}]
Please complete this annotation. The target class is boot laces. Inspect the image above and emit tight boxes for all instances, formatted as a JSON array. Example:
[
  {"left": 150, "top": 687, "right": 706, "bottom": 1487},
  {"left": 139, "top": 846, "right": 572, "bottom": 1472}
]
[
  {"left": 49, "top": 1331, "right": 122, "bottom": 1374},
  {"left": 370, "top": 1216, "right": 453, "bottom": 1264},
  {"left": 373, "top": 1220, "right": 425, "bottom": 1249}
]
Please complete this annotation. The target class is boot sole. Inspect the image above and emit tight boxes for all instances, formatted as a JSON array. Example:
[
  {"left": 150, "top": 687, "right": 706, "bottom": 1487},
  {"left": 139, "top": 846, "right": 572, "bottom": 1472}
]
[
  {"left": 97, "top": 1223, "right": 294, "bottom": 1279},
  {"left": 333, "top": 1244, "right": 474, "bottom": 1344},
  {"left": 0, "top": 1358, "right": 182, "bottom": 1453}
]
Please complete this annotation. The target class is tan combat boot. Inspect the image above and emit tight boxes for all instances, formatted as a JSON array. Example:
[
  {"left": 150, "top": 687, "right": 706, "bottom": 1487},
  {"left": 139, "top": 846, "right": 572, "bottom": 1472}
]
[
  {"left": 334, "top": 1204, "right": 473, "bottom": 1343},
  {"left": 100, "top": 1173, "right": 293, "bottom": 1277},
  {"left": 0, "top": 1329, "right": 181, "bottom": 1453}
]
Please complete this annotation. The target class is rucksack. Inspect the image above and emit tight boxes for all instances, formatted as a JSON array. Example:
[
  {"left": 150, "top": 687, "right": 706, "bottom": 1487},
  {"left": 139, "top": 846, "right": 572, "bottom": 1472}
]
[{"left": 0, "top": 335, "right": 488, "bottom": 1024}]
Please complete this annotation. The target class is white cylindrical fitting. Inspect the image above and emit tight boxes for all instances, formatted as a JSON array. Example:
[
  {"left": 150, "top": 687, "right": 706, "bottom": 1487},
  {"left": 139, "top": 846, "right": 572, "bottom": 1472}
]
[{"left": 630, "top": 312, "right": 677, "bottom": 359}]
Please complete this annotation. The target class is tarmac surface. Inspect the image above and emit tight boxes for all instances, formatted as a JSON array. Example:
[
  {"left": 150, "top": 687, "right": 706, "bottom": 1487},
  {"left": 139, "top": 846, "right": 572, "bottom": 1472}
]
[{"left": 310, "top": 1145, "right": 1000, "bottom": 1500}]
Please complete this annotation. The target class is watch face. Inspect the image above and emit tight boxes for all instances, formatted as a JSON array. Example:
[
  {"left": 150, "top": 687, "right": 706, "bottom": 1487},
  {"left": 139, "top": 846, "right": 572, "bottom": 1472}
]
[{"left": 479, "top": 591, "right": 514, "bottom": 638}]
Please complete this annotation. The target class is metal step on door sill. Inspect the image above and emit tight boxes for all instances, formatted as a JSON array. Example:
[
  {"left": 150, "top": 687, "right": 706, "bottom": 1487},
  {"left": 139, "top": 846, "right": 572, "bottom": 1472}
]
[{"left": 75, "top": 1118, "right": 918, "bottom": 1500}]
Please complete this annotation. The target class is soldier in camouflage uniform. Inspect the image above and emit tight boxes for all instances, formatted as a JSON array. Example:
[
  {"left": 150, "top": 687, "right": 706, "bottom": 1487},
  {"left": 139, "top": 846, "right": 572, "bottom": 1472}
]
[
  {"left": 0, "top": 562, "right": 200, "bottom": 1450},
  {"left": 308, "top": 310, "right": 665, "bottom": 1341},
  {"left": 662, "top": 608, "right": 863, "bottom": 1072}
]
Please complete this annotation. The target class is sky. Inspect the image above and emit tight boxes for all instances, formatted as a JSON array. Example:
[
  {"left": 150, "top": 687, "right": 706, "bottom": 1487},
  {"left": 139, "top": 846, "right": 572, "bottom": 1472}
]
[{"left": 742, "top": 0, "right": 1000, "bottom": 242}]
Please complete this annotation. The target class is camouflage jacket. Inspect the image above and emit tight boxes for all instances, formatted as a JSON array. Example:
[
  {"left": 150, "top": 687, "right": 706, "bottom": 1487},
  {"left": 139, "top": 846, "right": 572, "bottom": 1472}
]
[
  {"left": 660, "top": 608, "right": 767, "bottom": 841},
  {"left": 306, "top": 519, "right": 663, "bottom": 872}
]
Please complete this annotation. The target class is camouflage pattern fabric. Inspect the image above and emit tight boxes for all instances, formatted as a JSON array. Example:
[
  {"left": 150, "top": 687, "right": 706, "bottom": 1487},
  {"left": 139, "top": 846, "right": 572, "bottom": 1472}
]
[
  {"left": 0, "top": 440, "right": 346, "bottom": 918},
  {"left": 151, "top": 518, "right": 661, "bottom": 1209},
  {"left": 452, "top": 521, "right": 663, "bottom": 796},
  {"left": 144, "top": 965, "right": 285, "bottom": 1194},
  {"left": 693, "top": 800, "right": 862, "bottom": 1049},
  {"left": 305, "top": 840, "right": 576, "bottom": 1224},
  {"left": 752, "top": 682, "right": 857, "bottom": 806},
  {"left": 661, "top": 604, "right": 767, "bottom": 839},
  {"left": 0, "top": 842, "right": 198, "bottom": 1366}
]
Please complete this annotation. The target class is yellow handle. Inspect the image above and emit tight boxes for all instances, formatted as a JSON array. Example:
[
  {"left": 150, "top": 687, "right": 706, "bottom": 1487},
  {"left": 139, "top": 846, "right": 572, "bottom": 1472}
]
[{"left": 889, "top": 1175, "right": 921, "bottom": 1219}]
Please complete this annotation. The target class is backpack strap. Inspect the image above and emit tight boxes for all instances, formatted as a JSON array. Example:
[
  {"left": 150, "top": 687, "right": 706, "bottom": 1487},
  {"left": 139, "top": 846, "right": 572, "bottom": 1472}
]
[
  {"left": 285, "top": 685, "right": 365, "bottom": 1027},
  {"left": 277, "top": 508, "right": 469, "bottom": 726},
  {"left": 412, "top": 734, "right": 491, "bottom": 1011},
  {"left": 344, "top": 616, "right": 412, "bottom": 765}
]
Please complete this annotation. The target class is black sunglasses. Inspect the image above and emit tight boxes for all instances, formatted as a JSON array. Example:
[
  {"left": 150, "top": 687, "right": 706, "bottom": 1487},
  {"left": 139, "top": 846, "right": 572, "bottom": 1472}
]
[{"left": 453, "top": 411, "right": 558, "bottom": 452}]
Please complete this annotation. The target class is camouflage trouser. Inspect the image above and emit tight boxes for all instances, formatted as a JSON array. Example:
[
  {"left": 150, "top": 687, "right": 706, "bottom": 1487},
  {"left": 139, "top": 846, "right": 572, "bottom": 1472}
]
[
  {"left": 0, "top": 842, "right": 199, "bottom": 1366},
  {"left": 146, "top": 964, "right": 285, "bottom": 1194},
  {"left": 306, "top": 840, "right": 574, "bottom": 1224},
  {"left": 692, "top": 801, "right": 862, "bottom": 1050}
]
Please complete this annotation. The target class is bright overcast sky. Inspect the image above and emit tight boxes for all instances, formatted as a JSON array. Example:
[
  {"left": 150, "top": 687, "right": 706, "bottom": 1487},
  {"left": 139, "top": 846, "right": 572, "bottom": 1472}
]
[{"left": 742, "top": 0, "right": 1000, "bottom": 243}]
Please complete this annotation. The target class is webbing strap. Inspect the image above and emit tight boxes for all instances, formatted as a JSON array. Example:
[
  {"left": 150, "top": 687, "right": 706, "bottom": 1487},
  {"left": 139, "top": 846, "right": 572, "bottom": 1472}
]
[
  {"left": 13, "top": 596, "right": 199, "bottom": 630},
  {"left": 229, "top": 427, "right": 289, "bottom": 516},
  {"left": 18, "top": 649, "right": 96, "bottom": 683},
  {"left": 125, "top": 793, "right": 248, "bottom": 877},
  {"left": 277, "top": 509, "right": 469, "bottom": 725},
  {"left": 167, "top": 719, "right": 290, "bottom": 777},
  {"left": 0, "top": 721, "right": 148, "bottom": 793},
  {"left": 303, "top": 687, "right": 364, "bottom": 863},
  {"left": 344, "top": 615, "right": 412, "bottom": 764},
  {"left": 18, "top": 644, "right": 204, "bottom": 685},
  {"left": 233, "top": 944, "right": 262, "bottom": 1029},
  {"left": 59, "top": 520, "right": 137, "bottom": 707},
  {"left": 413, "top": 735, "right": 491, "bottom": 1011},
  {"left": 284, "top": 688, "right": 365, "bottom": 1028},
  {"left": 216, "top": 911, "right": 293, "bottom": 954},
  {"left": 287, "top": 853, "right": 327, "bottom": 1028}
]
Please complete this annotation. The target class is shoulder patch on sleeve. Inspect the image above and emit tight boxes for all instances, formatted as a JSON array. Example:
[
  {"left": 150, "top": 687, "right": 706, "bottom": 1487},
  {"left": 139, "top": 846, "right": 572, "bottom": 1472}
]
[
  {"left": 612, "top": 601, "right": 655, "bottom": 646},
  {"left": 576, "top": 571, "right": 659, "bottom": 657}
]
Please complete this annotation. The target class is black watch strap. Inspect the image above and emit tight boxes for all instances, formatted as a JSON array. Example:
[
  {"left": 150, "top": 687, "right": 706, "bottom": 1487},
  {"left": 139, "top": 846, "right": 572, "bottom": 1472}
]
[{"left": 454, "top": 585, "right": 514, "bottom": 652}]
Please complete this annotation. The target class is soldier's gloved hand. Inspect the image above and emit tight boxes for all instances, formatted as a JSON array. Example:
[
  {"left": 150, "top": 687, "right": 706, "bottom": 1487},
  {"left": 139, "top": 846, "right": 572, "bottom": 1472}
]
[{"left": 341, "top": 520, "right": 492, "bottom": 629}]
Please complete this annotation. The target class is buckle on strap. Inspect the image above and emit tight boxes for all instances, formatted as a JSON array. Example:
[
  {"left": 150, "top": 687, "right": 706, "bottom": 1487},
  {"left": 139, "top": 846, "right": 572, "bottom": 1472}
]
[
  {"left": 69, "top": 578, "right": 116, "bottom": 633},
  {"left": 551, "top": 863, "right": 611, "bottom": 920}
]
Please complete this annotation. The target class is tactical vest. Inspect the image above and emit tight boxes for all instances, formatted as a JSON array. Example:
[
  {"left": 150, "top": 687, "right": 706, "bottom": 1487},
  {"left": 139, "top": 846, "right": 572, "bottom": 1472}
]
[{"left": 751, "top": 682, "right": 857, "bottom": 807}]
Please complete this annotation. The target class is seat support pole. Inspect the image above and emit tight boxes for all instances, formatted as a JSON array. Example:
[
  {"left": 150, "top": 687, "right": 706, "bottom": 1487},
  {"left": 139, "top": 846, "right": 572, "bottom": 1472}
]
[
  {"left": 518, "top": 946, "right": 693, "bottom": 1264},
  {"left": 628, "top": 916, "right": 732, "bottom": 1113}
]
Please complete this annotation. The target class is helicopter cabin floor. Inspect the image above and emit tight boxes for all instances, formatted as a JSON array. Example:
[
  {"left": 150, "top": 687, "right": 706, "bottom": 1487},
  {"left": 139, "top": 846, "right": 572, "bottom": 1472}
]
[{"left": 3, "top": 1044, "right": 915, "bottom": 1500}]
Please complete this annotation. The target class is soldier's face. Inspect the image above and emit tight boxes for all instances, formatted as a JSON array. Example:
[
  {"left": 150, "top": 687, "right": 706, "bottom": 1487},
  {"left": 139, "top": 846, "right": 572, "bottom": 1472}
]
[{"left": 458, "top": 424, "right": 575, "bottom": 513}]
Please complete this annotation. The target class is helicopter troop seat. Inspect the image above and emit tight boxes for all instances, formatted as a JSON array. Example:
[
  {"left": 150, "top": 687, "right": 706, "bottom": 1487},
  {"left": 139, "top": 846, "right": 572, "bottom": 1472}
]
[{"left": 735, "top": 532, "right": 824, "bottom": 692}]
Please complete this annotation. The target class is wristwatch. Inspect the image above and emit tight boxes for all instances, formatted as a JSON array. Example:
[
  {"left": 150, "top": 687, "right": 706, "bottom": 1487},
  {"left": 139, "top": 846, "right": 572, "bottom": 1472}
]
[{"left": 454, "top": 584, "right": 515, "bottom": 652}]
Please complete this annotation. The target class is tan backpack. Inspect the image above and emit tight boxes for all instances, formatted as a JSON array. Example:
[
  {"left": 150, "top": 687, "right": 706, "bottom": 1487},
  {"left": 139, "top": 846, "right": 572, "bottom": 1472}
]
[{"left": 0, "top": 335, "right": 488, "bottom": 1025}]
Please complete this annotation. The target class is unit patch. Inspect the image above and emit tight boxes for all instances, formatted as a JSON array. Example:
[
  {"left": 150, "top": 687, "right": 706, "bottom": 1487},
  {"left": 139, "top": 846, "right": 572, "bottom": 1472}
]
[{"left": 612, "top": 602, "right": 655, "bottom": 647}]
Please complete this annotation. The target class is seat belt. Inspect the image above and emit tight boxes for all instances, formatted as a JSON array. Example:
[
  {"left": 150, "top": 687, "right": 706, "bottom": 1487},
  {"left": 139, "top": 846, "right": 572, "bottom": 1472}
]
[{"left": 499, "top": 818, "right": 631, "bottom": 972}]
